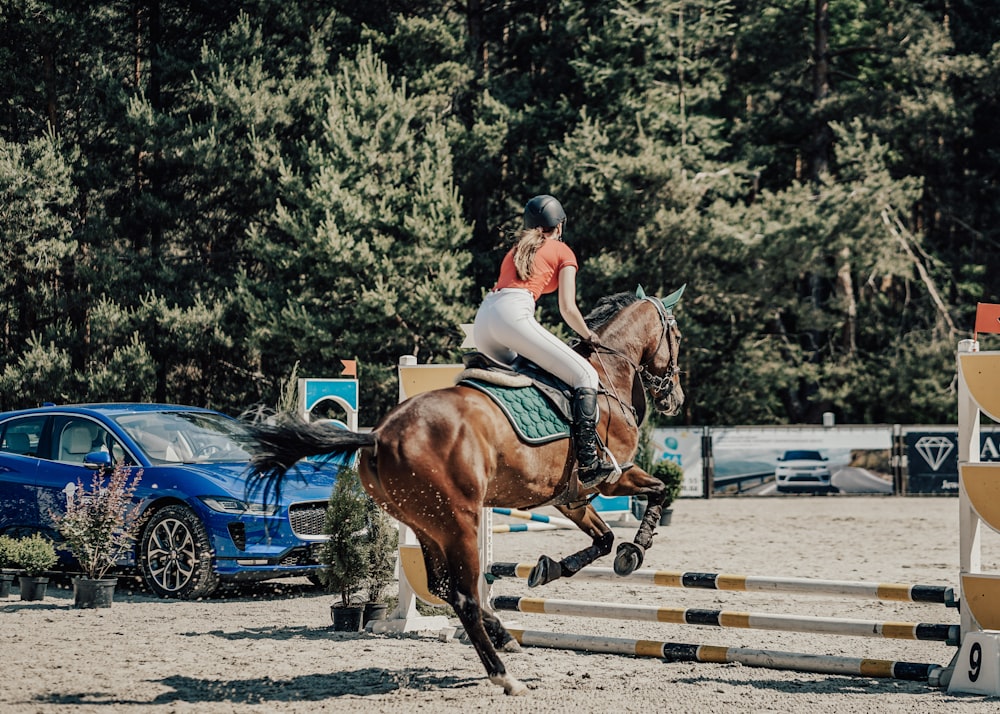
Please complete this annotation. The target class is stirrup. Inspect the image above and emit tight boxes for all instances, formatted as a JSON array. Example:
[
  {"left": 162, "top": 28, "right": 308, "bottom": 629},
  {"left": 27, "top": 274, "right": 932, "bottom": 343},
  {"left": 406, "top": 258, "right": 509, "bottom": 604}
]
[{"left": 578, "top": 447, "right": 623, "bottom": 488}]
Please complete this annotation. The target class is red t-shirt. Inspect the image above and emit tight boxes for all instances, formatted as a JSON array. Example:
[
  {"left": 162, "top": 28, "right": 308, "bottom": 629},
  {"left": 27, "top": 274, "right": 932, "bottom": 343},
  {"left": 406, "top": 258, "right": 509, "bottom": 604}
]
[{"left": 492, "top": 239, "right": 579, "bottom": 301}]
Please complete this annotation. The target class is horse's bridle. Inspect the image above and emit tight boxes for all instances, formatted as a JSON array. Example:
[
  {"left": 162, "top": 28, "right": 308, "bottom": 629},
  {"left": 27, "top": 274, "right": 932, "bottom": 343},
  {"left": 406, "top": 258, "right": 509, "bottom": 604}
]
[
  {"left": 636, "top": 297, "right": 680, "bottom": 396},
  {"left": 594, "top": 297, "right": 680, "bottom": 399}
]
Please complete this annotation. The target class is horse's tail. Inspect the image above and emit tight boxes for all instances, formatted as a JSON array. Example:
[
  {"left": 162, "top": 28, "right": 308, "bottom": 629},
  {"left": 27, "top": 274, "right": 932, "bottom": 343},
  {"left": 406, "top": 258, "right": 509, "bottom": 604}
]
[{"left": 243, "top": 418, "right": 376, "bottom": 501}]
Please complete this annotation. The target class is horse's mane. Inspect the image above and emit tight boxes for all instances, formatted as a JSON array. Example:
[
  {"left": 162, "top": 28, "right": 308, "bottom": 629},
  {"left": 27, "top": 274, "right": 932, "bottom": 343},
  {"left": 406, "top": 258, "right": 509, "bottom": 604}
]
[{"left": 584, "top": 292, "right": 642, "bottom": 331}]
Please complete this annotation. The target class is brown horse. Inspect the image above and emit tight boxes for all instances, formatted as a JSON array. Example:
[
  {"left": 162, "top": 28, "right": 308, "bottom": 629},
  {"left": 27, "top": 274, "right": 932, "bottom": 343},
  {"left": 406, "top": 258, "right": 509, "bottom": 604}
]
[{"left": 244, "top": 288, "right": 685, "bottom": 696}]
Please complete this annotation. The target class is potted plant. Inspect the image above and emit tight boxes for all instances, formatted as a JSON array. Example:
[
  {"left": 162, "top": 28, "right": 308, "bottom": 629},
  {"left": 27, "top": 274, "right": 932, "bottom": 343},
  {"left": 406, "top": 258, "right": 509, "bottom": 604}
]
[
  {"left": 13, "top": 533, "right": 58, "bottom": 601},
  {"left": 51, "top": 460, "right": 144, "bottom": 608},
  {"left": 0, "top": 535, "right": 16, "bottom": 597},
  {"left": 361, "top": 498, "right": 398, "bottom": 626},
  {"left": 651, "top": 460, "right": 685, "bottom": 526},
  {"left": 318, "top": 466, "right": 372, "bottom": 631}
]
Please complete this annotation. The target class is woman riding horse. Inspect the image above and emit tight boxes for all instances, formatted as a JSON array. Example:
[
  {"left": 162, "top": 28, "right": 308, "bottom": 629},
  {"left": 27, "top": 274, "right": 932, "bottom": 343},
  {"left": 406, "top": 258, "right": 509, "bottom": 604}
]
[
  {"left": 245, "top": 273, "right": 685, "bottom": 697},
  {"left": 474, "top": 194, "right": 616, "bottom": 486}
]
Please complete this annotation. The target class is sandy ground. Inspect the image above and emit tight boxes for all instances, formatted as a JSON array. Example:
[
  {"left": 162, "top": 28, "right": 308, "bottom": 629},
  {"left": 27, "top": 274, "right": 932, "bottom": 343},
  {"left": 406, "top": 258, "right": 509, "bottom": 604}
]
[{"left": 3, "top": 496, "right": 1000, "bottom": 713}]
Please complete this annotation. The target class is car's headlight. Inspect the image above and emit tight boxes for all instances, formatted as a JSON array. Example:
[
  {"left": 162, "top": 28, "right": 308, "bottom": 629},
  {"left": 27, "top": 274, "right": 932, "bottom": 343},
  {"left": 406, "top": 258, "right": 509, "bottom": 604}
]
[{"left": 199, "top": 496, "right": 279, "bottom": 516}]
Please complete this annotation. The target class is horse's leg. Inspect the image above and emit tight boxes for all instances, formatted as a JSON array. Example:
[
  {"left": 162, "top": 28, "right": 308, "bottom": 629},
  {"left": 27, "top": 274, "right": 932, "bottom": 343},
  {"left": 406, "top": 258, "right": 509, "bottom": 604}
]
[
  {"left": 418, "top": 537, "right": 452, "bottom": 598},
  {"left": 526, "top": 505, "right": 614, "bottom": 588},
  {"left": 418, "top": 533, "right": 516, "bottom": 653},
  {"left": 439, "top": 522, "right": 528, "bottom": 696},
  {"left": 605, "top": 466, "right": 666, "bottom": 575}
]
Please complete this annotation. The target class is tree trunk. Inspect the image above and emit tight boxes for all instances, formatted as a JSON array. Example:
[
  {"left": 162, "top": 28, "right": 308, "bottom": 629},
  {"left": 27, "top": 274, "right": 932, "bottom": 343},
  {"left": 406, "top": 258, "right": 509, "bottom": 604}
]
[{"left": 808, "top": 0, "right": 831, "bottom": 181}]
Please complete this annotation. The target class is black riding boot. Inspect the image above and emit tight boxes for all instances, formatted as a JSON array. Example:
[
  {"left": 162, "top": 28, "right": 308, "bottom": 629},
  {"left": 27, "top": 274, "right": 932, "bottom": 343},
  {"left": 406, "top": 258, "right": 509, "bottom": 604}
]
[{"left": 572, "top": 388, "right": 618, "bottom": 488}]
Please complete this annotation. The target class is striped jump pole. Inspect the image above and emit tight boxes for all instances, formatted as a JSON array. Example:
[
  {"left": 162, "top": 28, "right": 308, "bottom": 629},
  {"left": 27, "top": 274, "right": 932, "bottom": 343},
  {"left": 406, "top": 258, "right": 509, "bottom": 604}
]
[
  {"left": 491, "top": 595, "right": 960, "bottom": 644},
  {"left": 506, "top": 628, "right": 947, "bottom": 686},
  {"left": 491, "top": 508, "right": 576, "bottom": 530},
  {"left": 492, "top": 523, "right": 562, "bottom": 534},
  {"left": 487, "top": 562, "right": 957, "bottom": 606}
]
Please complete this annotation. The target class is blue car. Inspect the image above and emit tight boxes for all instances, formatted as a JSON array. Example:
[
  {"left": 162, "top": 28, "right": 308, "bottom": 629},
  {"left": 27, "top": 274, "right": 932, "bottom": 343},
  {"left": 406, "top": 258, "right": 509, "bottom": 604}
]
[{"left": 0, "top": 403, "right": 343, "bottom": 599}]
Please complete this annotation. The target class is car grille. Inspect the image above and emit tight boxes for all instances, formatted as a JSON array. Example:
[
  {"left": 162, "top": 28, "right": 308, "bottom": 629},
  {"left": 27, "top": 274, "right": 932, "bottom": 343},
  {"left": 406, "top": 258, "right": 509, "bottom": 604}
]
[
  {"left": 289, "top": 501, "right": 328, "bottom": 537},
  {"left": 279, "top": 545, "right": 320, "bottom": 566}
]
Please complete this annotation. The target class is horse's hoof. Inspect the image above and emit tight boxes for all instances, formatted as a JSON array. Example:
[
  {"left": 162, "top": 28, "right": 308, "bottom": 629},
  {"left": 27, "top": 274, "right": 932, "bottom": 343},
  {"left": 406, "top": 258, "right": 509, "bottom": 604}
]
[
  {"left": 492, "top": 674, "right": 529, "bottom": 696},
  {"left": 501, "top": 639, "right": 522, "bottom": 653},
  {"left": 527, "top": 555, "right": 562, "bottom": 588},
  {"left": 613, "top": 542, "right": 644, "bottom": 576}
]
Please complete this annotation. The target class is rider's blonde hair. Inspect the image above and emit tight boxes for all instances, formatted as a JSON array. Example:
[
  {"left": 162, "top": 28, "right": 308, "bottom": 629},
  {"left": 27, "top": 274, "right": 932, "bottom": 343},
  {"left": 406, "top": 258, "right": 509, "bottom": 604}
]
[{"left": 512, "top": 226, "right": 555, "bottom": 280}]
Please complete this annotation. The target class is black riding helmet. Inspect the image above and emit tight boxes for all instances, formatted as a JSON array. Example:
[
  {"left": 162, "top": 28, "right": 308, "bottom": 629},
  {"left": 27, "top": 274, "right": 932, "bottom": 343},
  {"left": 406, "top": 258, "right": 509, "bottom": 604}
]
[{"left": 523, "top": 194, "right": 567, "bottom": 231}]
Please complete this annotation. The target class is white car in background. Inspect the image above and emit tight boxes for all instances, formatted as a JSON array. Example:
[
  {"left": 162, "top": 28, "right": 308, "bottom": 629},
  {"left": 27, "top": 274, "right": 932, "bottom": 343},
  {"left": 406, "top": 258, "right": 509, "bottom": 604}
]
[{"left": 774, "top": 449, "right": 835, "bottom": 494}]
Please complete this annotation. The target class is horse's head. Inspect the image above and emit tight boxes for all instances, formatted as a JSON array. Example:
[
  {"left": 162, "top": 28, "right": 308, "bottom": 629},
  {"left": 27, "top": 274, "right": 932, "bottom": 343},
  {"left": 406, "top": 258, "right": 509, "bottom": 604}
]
[
  {"left": 585, "top": 285, "right": 685, "bottom": 416},
  {"left": 639, "top": 288, "right": 684, "bottom": 416}
]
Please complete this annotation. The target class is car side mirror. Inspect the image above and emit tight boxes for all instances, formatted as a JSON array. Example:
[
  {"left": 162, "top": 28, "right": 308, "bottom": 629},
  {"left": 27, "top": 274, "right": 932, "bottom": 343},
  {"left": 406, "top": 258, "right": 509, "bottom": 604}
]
[{"left": 83, "top": 451, "right": 113, "bottom": 470}]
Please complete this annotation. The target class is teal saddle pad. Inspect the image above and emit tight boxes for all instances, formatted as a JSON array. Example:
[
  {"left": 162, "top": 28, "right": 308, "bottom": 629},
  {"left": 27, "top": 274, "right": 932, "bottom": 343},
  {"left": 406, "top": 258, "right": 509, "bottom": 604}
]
[{"left": 459, "top": 378, "right": 570, "bottom": 444}]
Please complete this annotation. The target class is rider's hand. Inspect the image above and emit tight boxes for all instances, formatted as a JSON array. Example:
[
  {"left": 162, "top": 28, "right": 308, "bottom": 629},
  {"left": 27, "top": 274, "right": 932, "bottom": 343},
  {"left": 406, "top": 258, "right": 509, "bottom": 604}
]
[{"left": 581, "top": 332, "right": 602, "bottom": 351}]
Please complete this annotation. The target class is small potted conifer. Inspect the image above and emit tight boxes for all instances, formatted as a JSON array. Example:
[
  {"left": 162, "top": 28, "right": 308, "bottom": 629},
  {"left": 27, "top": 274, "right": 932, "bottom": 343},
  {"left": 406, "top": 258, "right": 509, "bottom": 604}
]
[
  {"left": 319, "top": 466, "right": 371, "bottom": 631},
  {"left": 318, "top": 464, "right": 399, "bottom": 630},
  {"left": 361, "top": 498, "right": 398, "bottom": 626}
]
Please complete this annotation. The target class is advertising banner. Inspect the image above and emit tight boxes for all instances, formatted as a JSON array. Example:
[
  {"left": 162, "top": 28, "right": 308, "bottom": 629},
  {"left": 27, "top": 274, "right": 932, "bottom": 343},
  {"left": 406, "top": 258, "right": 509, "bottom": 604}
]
[
  {"left": 650, "top": 424, "right": 1000, "bottom": 498},
  {"left": 649, "top": 428, "right": 704, "bottom": 498},
  {"left": 710, "top": 426, "right": 894, "bottom": 496},
  {"left": 904, "top": 428, "right": 1000, "bottom": 494}
]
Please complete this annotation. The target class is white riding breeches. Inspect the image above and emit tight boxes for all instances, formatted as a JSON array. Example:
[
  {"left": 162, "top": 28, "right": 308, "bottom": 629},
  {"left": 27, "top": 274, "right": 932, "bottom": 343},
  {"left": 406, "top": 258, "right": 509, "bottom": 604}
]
[{"left": 473, "top": 288, "right": 599, "bottom": 390}]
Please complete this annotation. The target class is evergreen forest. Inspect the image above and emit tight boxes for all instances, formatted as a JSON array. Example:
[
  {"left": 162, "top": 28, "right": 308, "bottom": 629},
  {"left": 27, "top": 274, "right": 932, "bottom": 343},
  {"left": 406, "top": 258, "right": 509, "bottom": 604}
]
[{"left": 2, "top": 1, "right": 998, "bottom": 427}]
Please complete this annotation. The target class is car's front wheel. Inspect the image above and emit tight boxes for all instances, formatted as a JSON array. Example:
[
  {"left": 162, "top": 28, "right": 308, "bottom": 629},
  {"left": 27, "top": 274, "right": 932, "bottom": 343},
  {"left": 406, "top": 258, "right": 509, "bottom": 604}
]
[{"left": 139, "top": 504, "right": 219, "bottom": 599}]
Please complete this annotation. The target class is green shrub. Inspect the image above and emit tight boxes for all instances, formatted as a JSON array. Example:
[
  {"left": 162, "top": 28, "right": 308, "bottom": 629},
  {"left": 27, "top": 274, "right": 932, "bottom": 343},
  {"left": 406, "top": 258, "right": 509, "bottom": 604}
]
[
  {"left": 318, "top": 466, "right": 371, "bottom": 607},
  {"left": 364, "top": 498, "right": 398, "bottom": 604},
  {"left": 318, "top": 465, "right": 399, "bottom": 606},
  {"left": 0, "top": 535, "right": 17, "bottom": 569},
  {"left": 650, "top": 460, "right": 685, "bottom": 507},
  {"left": 14, "top": 534, "right": 58, "bottom": 576}
]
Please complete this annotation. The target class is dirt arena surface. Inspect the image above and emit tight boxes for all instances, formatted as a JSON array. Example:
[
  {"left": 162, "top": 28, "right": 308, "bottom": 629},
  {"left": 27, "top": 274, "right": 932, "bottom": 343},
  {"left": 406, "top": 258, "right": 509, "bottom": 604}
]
[{"left": 3, "top": 496, "right": 1000, "bottom": 713}]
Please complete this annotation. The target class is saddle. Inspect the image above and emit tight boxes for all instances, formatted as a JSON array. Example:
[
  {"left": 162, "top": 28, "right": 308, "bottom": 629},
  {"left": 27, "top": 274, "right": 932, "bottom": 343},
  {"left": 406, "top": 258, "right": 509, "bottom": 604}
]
[
  {"left": 457, "top": 351, "right": 628, "bottom": 506},
  {"left": 458, "top": 351, "right": 575, "bottom": 441}
]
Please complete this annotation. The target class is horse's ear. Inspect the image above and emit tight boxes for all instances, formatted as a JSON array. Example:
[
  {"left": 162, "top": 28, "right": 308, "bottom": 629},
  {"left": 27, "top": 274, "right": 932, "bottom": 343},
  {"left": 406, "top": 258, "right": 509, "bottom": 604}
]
[
  {"left": 661, "top": 284, "right": 686, "bottom": 311},
  {"left": 635, "top": 285, "right": 646, "bottom": 299}
]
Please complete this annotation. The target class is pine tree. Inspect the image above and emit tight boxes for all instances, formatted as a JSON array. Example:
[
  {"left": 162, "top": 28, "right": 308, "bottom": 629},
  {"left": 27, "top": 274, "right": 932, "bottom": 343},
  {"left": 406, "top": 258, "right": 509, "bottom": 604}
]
[{"left": 242, "top": 44, "right": 473, "bottom": 417}]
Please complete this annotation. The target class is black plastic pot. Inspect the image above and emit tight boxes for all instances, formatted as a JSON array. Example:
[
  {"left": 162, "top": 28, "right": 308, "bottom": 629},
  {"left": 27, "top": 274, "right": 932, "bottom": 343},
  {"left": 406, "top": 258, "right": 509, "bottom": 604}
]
[
  {"left": 18, "top": 575, "right": 48, "bottom": 601},
  {"left": 363, "top": 602, "right": 389, "bottom": 626},
  {"left": 331, "top": 604, "right": 364, "bottom": 631},
  {"left": 73, "top": 577, "right": 117, "bottom": 609}
]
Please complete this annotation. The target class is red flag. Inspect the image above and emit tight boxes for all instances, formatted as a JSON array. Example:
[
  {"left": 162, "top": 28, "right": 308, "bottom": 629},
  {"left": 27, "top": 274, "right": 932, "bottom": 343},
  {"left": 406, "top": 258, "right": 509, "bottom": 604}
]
[
  {"left": 340, "top": 359, "right": 357, "bottom": 377},
  {"left": 975, "top": 303, "right": 1000, "bottom": 339}
]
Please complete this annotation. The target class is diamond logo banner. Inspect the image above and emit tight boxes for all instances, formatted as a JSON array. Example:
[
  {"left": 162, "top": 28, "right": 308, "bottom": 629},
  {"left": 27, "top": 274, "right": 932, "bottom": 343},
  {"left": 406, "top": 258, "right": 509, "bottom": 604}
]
[{"left": 914, "top": 435, "right": 955, "bottom": 471}]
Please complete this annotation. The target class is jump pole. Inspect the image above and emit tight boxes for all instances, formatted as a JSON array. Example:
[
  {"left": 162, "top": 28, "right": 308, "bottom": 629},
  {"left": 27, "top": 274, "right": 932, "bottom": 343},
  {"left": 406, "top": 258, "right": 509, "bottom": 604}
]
[
  {"left": 487, "top": 562, "right": 956, "bottom": 605},
  {"left": 492, "top": 523, "right": 563, "bottom": 534},
  {"left": 492, "top": 507, "right": 576, "bottom": 530},
  {"left": 507, "top": 628, "right": 946, "bottom": 685},
  {"left": 491, "top": 594, "right": 959, "bottom": 644}
]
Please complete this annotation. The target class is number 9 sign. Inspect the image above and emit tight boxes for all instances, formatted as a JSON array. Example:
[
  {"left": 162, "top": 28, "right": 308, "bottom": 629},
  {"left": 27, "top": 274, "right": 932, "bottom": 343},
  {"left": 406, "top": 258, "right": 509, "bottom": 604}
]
[{"left": 948, "top": 632, "right": 1000, "bottom": 694}]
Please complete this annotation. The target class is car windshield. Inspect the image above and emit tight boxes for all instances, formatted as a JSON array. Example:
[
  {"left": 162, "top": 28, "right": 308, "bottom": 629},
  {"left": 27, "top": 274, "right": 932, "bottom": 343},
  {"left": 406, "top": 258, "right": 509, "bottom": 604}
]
[
  {"left": 113, "top": 411, "right": 252, "bottom": 464},
  {"left": 782, "top": 450, "right": 823, "bottom": 461}
]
